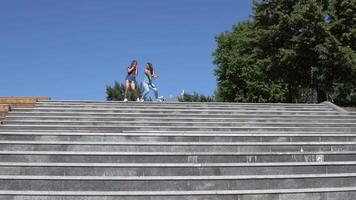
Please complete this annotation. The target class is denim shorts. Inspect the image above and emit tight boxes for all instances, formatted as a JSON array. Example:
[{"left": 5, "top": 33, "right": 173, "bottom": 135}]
[{"left": 125, "top": 75, "right": 136, "bottom": 83}]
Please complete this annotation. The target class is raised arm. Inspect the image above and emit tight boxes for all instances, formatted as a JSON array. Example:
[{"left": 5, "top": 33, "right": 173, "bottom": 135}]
[
  {"left": 153, "top": 71, "right": 159, "bottom": 78},
  {"left": 128, "top": 66, "right": 137, "bottom": 74}
]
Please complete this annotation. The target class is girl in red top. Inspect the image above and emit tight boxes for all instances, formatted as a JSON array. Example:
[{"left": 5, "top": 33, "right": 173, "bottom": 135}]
[{"left": 124, "top": 60, "right": 140, "bottom": 102}]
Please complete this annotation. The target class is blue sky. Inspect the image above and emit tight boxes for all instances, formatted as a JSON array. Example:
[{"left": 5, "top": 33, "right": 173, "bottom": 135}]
[{"left": 0, "top": 0, "right": 252, "bottom": 100}]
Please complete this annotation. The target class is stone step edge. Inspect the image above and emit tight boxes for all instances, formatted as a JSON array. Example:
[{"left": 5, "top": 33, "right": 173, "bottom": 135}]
[
  {"left": 35, "top": 103, "right": 330, "bottom": 107},
  {"left": 6, "top": 115, "right": 356, "bottom": 121},
  {"left": 1, "top": 187, "right": 356, "bottom": 196},
  {"left": 323, "top": 101, "right": 348, "bottom": 113},
  {"left": 37, "top": 101, "right": 325, "bottom": 106},
  {"left": 3, "top": 173, "right": 356, "bottom": 180},
  {"left": 2, "top": 187, "right": 356, "bottom": 196},
  {"left": 1, "top": 161, "right": 356, "bottom": 167},
  {"left": 37, "top": 100, "right": 323, "bottom": 105},
  {"left": 0, "top": 150, "right": 353, "bottom": 155},
  {"left": 30, "top": 106, "right": 334, "bottom": 111},
  {"left": 0, "top": 131, "right": 355, "bottom": 137},
  {"left": 2, "top": 125, "right": 355, "bottom": 129},
  {"left": 9, "top": 112, "right": 353, "bottom": 118},
  {"left": 2, "top": 140, "right": 356, "bottom": 146},
  {"left": 34, "top": 106, "right": 332, "bottom": 111},
  {"left": 124, "top": 130, "right": 354, "bottom": 133},
  {"left": 5, "top": 119, "right": 356, "bottom": 125},
  {"left": 12, "top": 108, "right": 339, "bottom": 113},
  {"left": 0, "top": 130, "right": 350, "bottom": 134}
]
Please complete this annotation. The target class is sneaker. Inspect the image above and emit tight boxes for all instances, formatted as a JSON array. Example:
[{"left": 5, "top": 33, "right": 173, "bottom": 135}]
[
  {"left": 140, "top": 98, "right": 145, "bottom": 102},
  {"left": 123, "top": 98, "right": 128, "bottom": 102},
  {"left": 158, "top": 96, "right": 164, "bottom": 102},
  {"left": 136, "top": 98, "right": 140, "bottom": 102}
]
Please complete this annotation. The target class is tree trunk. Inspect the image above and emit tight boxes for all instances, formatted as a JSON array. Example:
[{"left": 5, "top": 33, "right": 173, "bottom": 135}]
[
  {"left": 316, "top": 86, "right": 327, "bottom": 103},
  {"left": 287, "top": 83, "right": 293, "bottom": 103}
]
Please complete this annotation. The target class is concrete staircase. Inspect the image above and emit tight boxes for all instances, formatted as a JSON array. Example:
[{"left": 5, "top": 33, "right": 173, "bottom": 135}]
[{"left": 0, "top": 100, "right": 356, "bottom": 200}]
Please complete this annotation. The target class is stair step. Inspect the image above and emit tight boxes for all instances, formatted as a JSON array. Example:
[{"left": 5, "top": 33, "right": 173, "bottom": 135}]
[
  {"left": 36, "top": 100, "right": 325, "bottom": 106},
  {"left": 0, "top": 150, "right": 352, "bottom": 163},
  {"left": 13, "top": 107, "right": 341, "bottom": 115},
  {"left": 1, "top": 189, "right": 356, "bottom": 200},
  {"left": 35, "top": 104, "right": 333, "bottom": 110},
  {"left": 1, "top": 140, "right": 356, "bottom": 145},
  {"left": 8, "top": 111, "right": 354, "bottom": 119},
  {"left": 4, "top": 120, "right": 356, "bottom": 128},
  {"left": 0, "top": 162, "right": 355, "bottom": 176},
  {"left": 1, "top": 124, "right": 355, "bottom": 133},
  {"left": 1, "top": 132, "right": 355, "bottom": 142},
  {"left": 5, "top": 116, "right": 356, "bottom": 123},
  {"left": 0, "top": 188, "right": 355, "bottom": 199},
  {"left": 1, "top": 173, "right": 356, "bottom": 191},
  {"left": 0, "top": 140, "right": 355, "bottom": 152},
  {"left": 0, "top": 100, "right": 353, "bottom": 198}
]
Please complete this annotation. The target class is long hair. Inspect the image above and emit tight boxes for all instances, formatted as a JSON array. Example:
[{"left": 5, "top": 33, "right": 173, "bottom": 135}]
[
  {"left": 130, "top": 60, "right": 138, "bottom": 68},
  {"left": 147, "top": 62, "right": 154, "bottom": 75}
]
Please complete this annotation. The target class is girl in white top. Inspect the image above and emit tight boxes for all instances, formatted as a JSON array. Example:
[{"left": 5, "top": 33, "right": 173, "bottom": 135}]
[{"left": 141, "top": 62, "right": 163, "bottom": 102}]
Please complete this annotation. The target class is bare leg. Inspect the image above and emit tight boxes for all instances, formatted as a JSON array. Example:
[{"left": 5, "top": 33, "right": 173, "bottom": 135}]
[
  {"left": 130, "top": 82, "right": 139, "bottom": 100},
  {"left": 124, "top": 80, "right": 130, "bottom": 100}
]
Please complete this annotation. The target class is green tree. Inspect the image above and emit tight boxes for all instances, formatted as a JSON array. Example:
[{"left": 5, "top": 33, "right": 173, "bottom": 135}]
[
  {"left": 214, "top": 21, "right": 288, "bottom": 103},
  {"left": 106, "top": 81, "right": 149, "bottom": 101},
  {"left": 329, "top": 0, "right": 356, "bottom": 49},
  {"left": 254, "top": 0, "right": 327, "bottom": 102},
  {"left": 214, "top": 0, "right": 356, "bottom": 105},
  {"left": 328, "top": 0, "right": 356, "bottom": 106},
  {"left": 254, "top": 0, "right": 356, "bottom": 103},
  {"left": 178, "top": 92, "right": 215, "bottom": 102}
]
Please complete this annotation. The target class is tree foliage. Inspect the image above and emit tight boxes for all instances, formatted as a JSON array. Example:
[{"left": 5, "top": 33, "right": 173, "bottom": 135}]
[
  {"left": 214, "top": 0, "right": 356, "bottom": 105},
  {"left": 106, "top": 81, "right": 149, "bottom": 101},
  {"left": 214, "top": 22, "right": 289, "bottom": 103},
  {"left": 178, "top": 92, "right": 215, "bottom": 102},
  {"left": 328, "top": 0, "right": 356, "bottom": 105}
]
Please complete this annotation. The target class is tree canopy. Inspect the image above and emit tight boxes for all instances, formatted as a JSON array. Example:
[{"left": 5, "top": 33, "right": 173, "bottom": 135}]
[
  {"left": 214, "top": 0, "right": 356, "bottom": 106},
  {"left": 178, "top": 92, "right": 215, "bottom": 102},
  {"left": 106, "top": 81, "right": 150, "bottom": 101}
]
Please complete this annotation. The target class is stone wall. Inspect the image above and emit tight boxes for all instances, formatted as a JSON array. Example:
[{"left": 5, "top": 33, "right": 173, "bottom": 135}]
[
  {"left": 0, "top": 104, "right": 11, "bottom": 124},
  {"left": 343, "top": 107, "right": 356, "bottom": 112},
  {"left": 0, "top": 96, "right": 50, "bottom": 124}
]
